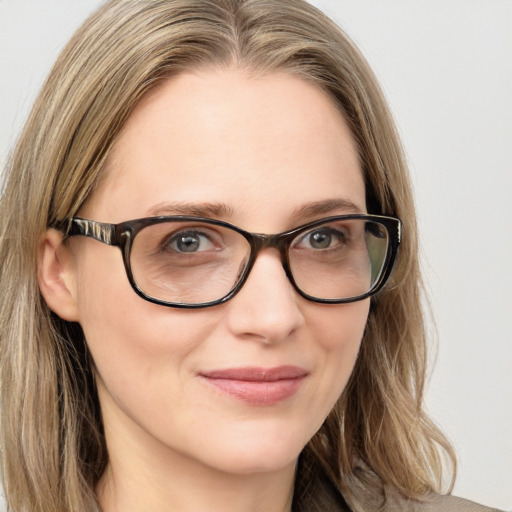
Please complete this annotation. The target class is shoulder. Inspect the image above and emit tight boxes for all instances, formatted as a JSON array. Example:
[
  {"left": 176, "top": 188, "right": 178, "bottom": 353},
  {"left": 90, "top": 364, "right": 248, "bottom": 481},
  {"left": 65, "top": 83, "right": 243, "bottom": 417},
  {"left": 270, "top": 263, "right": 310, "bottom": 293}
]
[
  {"left": 346, "top": 480, "right": 503, "bottom": 512},
  {"left": 382, "top": 491, "right": 504, "bottom": 512},
  {"left": 295, "top": 457, "right": 503, "bottom": 512},
  {"left": 341, "top": 462, "right": 504, "bottom": 512}
]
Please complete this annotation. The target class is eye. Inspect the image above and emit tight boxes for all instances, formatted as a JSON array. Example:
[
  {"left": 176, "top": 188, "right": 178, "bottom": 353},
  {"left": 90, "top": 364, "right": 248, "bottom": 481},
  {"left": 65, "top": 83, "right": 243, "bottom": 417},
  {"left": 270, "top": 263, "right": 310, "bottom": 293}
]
[
  {"left": 166, "top": 230, "right": 216, "bottom": 253},
  {"left": 296, "top": 227, "right": 345, "bottom": 250}
]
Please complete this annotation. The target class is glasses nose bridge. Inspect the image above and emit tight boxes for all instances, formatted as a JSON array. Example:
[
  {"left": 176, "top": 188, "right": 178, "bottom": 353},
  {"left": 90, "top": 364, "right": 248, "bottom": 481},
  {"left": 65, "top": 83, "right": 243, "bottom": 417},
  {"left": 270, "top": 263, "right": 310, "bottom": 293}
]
[
  {"left": 244, "top": 232, "right": 293, "bottom": 293},
  {"left": 250, "top": 232, "right": 291, "bottom": 262}
]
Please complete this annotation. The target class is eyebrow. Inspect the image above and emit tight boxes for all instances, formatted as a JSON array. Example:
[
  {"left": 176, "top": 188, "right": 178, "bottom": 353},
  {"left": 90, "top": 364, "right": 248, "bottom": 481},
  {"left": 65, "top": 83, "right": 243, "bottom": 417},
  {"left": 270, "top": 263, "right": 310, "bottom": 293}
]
[
  {"left": 147, "top": 201, "right": 235, "bottom": 218},
  {"left": 146, "top": 198, "right": 363, "bottom": 222},
  {"left": 290, "top": 198, "right": 364, "bottom": 222}
]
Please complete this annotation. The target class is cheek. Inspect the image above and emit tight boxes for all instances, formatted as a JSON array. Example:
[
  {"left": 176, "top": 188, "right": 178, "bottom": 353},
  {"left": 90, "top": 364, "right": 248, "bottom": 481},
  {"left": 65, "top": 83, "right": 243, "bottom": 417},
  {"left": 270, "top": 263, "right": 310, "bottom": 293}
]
[
  {"left": 73, "top": 243, "right": 217, "bottom": 408},
  {"left": 78, "top": 287, "right": 225, "bottom": 445},
  {"left": 308, "top": 299, "right": 369, "bottom": 355},
  {"left": 305, "top": 299, "right": 369, "bottom": 405}
]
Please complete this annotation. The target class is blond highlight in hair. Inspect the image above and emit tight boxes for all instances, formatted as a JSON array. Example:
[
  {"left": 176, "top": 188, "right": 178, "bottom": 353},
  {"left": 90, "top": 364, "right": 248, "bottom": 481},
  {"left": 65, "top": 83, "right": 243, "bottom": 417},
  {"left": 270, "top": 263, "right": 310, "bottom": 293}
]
[{"left": 0, "top": 1, "right": 456, "bottom": 511}]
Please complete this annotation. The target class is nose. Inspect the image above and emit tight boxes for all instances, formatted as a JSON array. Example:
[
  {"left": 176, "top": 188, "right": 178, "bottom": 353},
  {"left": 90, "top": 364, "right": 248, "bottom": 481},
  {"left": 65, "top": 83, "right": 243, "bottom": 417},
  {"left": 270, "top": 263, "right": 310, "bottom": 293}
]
[{"left": 224, "top": 249, "right": 305, "bottom": 344}]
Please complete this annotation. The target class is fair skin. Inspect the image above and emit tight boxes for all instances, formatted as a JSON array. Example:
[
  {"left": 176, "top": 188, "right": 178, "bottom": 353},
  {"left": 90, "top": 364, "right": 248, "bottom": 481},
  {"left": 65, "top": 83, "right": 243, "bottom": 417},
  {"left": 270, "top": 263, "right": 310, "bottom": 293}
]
[{"left": 39, "top": 68, "right": 369, "bottom": 512}]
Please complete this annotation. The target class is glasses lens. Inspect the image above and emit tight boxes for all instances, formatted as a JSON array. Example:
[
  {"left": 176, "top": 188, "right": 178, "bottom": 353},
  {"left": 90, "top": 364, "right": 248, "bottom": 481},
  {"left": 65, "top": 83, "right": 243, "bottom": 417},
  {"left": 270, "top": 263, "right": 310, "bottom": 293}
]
[
  {"left": 130, "top": 221, "right": 251, "bottom": 305},
  {"left": 288, "top": 218, "right": 390, "bottom": 301}
]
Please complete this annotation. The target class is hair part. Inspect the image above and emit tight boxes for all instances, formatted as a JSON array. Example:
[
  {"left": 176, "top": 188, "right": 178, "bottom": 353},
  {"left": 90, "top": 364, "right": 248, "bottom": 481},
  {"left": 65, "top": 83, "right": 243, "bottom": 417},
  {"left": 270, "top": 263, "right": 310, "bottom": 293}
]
[{"left": 0, "top": 1, "right": 455, "bottom": 511}]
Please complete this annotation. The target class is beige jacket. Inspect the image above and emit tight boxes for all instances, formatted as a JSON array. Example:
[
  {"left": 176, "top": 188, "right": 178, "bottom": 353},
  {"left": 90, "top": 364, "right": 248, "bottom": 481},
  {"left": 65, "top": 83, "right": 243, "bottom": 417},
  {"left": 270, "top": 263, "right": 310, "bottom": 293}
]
[{"left": 296, "top": 461, "right": 504, "bottom": 512}]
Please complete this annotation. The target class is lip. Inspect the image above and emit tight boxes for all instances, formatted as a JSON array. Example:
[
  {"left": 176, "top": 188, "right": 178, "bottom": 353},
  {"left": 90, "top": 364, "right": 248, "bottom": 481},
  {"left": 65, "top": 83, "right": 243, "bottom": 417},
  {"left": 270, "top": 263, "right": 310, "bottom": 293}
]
[{"left": 199, "top": 366, "right": 308, "bottom": 406}]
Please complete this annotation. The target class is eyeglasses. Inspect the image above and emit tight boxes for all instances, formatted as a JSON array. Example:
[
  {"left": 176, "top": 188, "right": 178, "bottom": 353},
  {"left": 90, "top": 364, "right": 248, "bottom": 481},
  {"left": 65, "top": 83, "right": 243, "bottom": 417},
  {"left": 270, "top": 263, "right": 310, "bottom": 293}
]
[{"left": 61, "top": 214, "right": 401, "bottom": 308}]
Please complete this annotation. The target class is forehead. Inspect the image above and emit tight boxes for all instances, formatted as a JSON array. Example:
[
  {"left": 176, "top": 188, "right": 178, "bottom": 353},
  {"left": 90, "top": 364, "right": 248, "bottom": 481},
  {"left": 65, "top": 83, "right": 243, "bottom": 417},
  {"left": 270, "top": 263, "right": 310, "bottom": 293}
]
[{"left": 82, "top": 68, "right": 365, "bottom": 230}]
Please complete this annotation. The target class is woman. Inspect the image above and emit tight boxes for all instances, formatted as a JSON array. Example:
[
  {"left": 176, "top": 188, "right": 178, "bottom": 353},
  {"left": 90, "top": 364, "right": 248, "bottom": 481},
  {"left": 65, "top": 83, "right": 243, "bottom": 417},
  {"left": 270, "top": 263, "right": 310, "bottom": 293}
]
[{"left": 0, "top": 1, "right": 502, "bottom": 511}]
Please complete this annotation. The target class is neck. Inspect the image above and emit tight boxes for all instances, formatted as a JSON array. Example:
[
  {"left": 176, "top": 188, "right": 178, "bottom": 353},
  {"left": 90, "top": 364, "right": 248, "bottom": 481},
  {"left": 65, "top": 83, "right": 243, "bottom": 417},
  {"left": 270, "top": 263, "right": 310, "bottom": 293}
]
[
  {"left": 96, "top": 392, "right": 296, "bottom": 512},
  {"left": 97, "top": 447, "right": 296, "bottom": 512}
]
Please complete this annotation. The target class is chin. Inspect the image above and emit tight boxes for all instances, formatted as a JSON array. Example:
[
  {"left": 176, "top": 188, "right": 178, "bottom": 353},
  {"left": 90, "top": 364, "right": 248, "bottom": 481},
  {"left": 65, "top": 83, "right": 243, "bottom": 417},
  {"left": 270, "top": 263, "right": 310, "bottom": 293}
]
[
  {"left": 190, "top": 426, "right": 310, "bottom": 476},
  {"left": 208, "top": 451, "right": 299, "bottom": 476}
]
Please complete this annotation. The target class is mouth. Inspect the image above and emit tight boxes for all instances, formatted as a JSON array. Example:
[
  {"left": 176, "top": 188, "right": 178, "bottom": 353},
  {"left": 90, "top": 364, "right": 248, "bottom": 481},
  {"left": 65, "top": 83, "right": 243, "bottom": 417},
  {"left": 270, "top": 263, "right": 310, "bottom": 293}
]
[{"left": 199, "top": 366, "right": 308, "bottom": 406}]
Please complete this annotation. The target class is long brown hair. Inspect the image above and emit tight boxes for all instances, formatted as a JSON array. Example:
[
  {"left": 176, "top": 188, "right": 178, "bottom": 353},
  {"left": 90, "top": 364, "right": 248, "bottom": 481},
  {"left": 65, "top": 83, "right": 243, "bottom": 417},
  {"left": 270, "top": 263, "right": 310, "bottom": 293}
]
[{"left": 0, "top": 1, "right": 455, "bottom": 511}]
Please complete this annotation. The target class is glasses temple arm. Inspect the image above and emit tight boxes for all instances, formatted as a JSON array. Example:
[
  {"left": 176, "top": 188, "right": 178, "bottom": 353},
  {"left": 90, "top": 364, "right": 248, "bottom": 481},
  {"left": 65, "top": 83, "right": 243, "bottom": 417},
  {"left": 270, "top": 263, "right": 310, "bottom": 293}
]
[{"left": 66, "top": 218, "right": 116, "bottom": 245}]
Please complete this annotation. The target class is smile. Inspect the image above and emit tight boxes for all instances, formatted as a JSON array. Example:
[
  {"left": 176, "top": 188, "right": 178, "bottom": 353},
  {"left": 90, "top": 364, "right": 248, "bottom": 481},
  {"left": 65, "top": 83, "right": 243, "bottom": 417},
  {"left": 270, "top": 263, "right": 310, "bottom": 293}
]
[{"left": 199, "top": 366, "right": 308, "bottom": 406}]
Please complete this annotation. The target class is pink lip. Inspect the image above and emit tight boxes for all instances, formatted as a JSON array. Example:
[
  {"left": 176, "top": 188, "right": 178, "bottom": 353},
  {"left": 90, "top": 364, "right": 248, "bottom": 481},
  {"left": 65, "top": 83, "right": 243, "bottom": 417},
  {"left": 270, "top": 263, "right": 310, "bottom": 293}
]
[{"left": 199, "top": 366, "right": 308, "bottom": 406}]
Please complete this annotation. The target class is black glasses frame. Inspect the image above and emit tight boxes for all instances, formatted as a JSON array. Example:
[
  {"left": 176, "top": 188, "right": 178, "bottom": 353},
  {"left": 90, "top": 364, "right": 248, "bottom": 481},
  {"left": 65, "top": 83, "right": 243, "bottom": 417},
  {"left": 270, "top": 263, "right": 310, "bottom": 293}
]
[{"left": 60, "top": 214, "right": 401, "bottom": 308}]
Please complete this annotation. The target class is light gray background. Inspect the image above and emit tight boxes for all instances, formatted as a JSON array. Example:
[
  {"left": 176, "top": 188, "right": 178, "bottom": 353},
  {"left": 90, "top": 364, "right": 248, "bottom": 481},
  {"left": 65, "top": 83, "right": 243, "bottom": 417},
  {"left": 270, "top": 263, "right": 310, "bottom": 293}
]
[{"left": 0, "top": 1, "right": 511, "bottom": 510}]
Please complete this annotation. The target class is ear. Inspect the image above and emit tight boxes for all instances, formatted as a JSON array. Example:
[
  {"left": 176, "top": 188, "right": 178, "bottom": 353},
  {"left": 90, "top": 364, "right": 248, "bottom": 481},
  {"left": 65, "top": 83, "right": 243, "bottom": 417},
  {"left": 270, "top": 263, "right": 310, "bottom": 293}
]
[{"left": 38, "top": 229, "right": 80, "bottom": 322}]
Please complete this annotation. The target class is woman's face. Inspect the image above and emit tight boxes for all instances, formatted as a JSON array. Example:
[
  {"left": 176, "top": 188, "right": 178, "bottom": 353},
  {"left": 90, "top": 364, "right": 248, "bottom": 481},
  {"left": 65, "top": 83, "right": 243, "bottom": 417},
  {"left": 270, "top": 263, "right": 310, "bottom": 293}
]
[{"left": 63, "top": 69, "right": 369, "bottom": 476}]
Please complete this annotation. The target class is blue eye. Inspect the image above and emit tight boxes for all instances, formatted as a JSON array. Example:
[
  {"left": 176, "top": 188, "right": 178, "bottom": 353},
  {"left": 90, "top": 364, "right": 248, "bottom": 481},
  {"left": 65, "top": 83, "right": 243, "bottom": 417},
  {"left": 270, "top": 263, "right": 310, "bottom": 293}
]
[
  {"left": 168, "top": 231, "right": 215, "bottom": 253},
  {"left": 307, "top": 229, "right": 332, "bottom": 249},
  {"left": 297, "top": 228, "right": 345, "bottom": 250}
]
